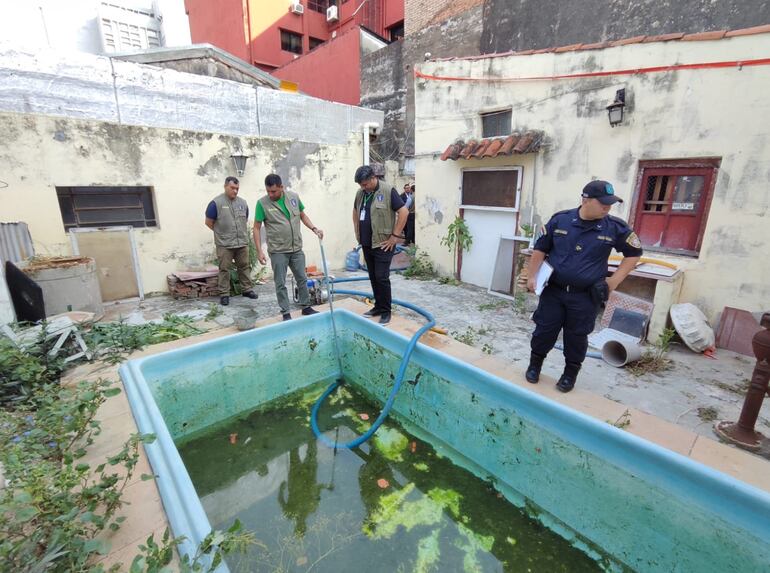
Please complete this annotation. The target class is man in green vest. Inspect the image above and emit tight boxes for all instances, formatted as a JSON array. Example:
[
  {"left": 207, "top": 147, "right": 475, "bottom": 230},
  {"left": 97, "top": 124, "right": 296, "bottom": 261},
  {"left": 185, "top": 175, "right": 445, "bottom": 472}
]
[
  {"left": 253, "top": 173, "right": 323, "bottom": 321},
  {"left": 352, "top": 165, "right": 409, "bottom": 325},
  {"left": 205, "top": 176, "right": 258, "bottom": 306}
]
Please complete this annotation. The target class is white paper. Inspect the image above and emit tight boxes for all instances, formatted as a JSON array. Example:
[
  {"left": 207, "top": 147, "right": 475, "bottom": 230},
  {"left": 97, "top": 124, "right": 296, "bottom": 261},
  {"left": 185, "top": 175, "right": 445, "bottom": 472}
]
[{"left": 535, "top": 261, "right": 553, "bottom": 296}]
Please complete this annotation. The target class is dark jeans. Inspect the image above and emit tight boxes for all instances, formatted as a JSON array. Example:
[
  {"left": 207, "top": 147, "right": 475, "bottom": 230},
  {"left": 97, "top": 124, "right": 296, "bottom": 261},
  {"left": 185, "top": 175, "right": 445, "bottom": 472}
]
[
  {"left": 405, "top": 213, "right": 415, "bottom": 245},
  {"left": 530, "top": 284, "right": 598, "bottom": 365},
  {"left": 362, "top": 245, "right": 394, "bottom": 314}
]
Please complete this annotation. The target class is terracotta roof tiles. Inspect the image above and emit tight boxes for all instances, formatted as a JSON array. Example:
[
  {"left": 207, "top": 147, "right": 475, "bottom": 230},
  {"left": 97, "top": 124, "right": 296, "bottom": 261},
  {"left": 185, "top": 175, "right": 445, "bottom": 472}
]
[{"left": 440, "top": 130, "right": 544, "bottom": 161}]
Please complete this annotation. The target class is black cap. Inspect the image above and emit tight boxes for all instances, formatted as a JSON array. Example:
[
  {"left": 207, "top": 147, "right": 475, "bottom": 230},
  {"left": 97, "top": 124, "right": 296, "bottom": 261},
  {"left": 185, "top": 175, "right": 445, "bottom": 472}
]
[
  {"left": 354, "top": 165, "right": 375, "bottom": 183},
  {"left": 582, "top": 180, "right": 623, "bottom": 205}
]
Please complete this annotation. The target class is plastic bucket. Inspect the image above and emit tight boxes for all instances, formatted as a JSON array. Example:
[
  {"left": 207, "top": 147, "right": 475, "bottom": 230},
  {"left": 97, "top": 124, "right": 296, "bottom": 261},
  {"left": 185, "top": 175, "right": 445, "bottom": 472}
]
[{"left": 602, "top": 338, "right": 644, "bottom": 367}]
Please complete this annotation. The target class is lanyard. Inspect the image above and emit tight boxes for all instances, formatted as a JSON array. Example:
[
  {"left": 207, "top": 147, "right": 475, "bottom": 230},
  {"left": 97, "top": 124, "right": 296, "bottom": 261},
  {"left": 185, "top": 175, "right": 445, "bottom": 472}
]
[{"left": 361, "top": 192, "right": 374, "bottom": 209}]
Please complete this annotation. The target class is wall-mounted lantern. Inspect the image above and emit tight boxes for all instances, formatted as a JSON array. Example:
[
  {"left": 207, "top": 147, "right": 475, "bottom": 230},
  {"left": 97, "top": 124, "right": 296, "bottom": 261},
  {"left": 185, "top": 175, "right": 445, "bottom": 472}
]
[
  {"left": 230, "top": 149, "right": 249, "bottom": 176},
  {"left": 606, "top": 88, "right": 626, "bottom": 127}
]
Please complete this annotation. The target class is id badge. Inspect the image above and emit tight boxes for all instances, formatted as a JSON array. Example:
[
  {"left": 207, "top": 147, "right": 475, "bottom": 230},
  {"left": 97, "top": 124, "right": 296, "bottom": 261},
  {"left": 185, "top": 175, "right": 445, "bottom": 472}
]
[{"left": 359, "top": 209, "right": 366, "bottom": 221}]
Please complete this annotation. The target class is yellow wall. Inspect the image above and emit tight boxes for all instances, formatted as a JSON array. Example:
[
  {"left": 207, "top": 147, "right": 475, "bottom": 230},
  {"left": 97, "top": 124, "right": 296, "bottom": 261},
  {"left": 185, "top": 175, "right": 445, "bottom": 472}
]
[
  {"left": 0, "top": 112, "right": 364, "bottom": 294},
  {"left": 414, "top": 33, "right": 770, "bottom": 320}
]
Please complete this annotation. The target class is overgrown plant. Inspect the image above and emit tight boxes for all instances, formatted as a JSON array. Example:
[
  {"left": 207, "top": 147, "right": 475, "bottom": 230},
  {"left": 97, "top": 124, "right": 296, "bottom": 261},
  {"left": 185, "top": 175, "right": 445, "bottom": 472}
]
[
  {"left": 402, "top": 247, "right": 437, "bottom": 281},
  {"left": 0, "top": 330, "right": 64, "bottom": 407},
  {"left": 628, "top": 327, "right": 676, "bottom": 376},
  {"left": 440, "top": 216, "right": 473, "bottom": 280},
  {"left": 85, "top": 314, "right": 203, "bottom": 364}
]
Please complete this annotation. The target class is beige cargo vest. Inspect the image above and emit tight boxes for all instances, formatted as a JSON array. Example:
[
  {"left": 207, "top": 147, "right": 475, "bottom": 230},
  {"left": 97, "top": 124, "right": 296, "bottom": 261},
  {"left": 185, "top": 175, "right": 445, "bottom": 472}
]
[
  {"left": 258, "top": 190, "right": 303, "bottom": 254},
  {"left": 355, "top": 182, "right": 396, "bottom": 246},
  {"left": 212, "top": 193, "right": 250, "bottom": 248}
]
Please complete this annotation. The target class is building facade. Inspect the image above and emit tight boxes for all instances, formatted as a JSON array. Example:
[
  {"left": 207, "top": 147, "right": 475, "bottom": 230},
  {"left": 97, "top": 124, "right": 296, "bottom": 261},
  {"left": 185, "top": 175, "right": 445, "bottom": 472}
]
[
  {"left": 185, "top": 0, "right": 404, "bottom": 72},
  {"left": 413, "top": 29, "right": 770, "bottom": 325}
]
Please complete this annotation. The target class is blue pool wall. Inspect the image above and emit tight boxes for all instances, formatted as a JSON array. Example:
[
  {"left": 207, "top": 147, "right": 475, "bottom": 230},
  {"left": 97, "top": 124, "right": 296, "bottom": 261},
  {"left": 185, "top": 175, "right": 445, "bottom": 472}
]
[{"left": 120, "top": 309, "right": 770, "bottom": 573}]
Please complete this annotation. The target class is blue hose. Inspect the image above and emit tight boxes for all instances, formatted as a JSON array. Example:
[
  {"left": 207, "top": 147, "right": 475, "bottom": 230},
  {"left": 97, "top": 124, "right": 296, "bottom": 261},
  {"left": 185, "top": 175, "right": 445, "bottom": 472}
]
[{"left": 310, "top": 276, "right": 435, "bottom": 449}]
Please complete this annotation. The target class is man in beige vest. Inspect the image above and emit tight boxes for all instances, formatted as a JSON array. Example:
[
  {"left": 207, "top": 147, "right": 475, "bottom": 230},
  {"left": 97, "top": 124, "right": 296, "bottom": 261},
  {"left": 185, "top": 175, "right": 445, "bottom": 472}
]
[
  {"left": 253, "top": 173, "right": 323, "bottom": 321},
  {"left": 205, "top": 176, "right": 258, "bottom": 306},
  {"left": 352, "top": 165, "right": 408, "bottom": 325}
]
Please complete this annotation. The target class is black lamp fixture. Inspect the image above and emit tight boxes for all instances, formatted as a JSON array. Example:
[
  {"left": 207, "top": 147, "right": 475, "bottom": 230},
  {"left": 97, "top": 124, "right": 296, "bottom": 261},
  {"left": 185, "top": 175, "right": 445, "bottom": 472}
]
[
  {"left": 606, "top": 88, "right": 626, "bottom": 127},
  {"left": 230, "top": 148, "right": 249, "bottom": 176}
]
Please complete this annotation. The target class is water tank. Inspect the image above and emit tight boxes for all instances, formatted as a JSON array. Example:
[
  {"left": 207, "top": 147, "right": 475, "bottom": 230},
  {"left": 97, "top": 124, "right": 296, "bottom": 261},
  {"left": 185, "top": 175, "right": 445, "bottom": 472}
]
[{"left": 18, "top": 257, "right": 104, "bottom": 319}]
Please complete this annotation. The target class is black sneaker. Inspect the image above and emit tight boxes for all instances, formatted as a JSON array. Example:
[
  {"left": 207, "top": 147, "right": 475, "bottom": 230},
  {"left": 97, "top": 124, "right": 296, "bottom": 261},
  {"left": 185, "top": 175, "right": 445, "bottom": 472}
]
[
  {"left": 378, "top": 313, "right": 391, "bottom": 325},
  {"left": 282, "top": 313, "right": 292, "bottom": 321},
  {"left": 301, "top": 307, "right": 318, "bottom": 316},
  {"left": 220, "top": 296, "right": 229, "bottom": 306},
  {"left": 363, "top": 308, "right": 382, "bottom": 317},
  {"left": 242, "top": 290, "right": 258, "bottom": 299}
]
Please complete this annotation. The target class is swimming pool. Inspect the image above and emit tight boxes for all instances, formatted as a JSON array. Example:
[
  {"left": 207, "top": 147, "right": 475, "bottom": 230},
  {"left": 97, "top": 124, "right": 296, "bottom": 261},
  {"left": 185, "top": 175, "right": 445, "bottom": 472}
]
[{"left": 120, "top": 308, "right": 770, "bottom": 572}]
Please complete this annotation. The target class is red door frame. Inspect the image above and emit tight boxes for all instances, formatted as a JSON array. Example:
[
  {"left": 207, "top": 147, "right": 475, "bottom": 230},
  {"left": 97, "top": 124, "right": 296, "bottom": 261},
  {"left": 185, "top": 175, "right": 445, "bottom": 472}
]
[{"left": 629, "top": 157, "right": 721, "bottom": 256}]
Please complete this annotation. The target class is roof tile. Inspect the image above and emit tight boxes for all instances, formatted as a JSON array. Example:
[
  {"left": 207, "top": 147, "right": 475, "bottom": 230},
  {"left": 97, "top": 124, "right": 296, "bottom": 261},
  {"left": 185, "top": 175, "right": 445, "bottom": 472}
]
[
  {"left": 725, "top": 24, "right": 770, "bottom": 37},
  {"left": 643, "top": 32, "right": 686, "bottom": 43},
  {"left": 498, "top": 134, "right": 519, "bottom": 155},
  {"left": 482, "top": 139, "right": 504, "bottom": 157},
  {"left": 554, "top": 43, "right": 584, "bottom": 53},
  {"left": 682, "top": 30, "right": 728, "bottom": 41},
  {"left": 609, "top": 35, "right": 647, "bottom": 47},
  {"left": 460, "top": 140, "right": 478, "bottom": 159},
  {"left": 472, "top": 139, "right": 492, "bottom": 158},
  {"left": 578, "top": 41, "right": 613, "bottom": 51}
]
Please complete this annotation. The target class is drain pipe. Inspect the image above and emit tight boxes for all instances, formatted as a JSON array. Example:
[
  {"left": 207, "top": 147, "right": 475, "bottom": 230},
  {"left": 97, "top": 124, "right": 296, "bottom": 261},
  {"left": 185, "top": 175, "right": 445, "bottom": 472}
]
[{"left": 362, "top": 122, "right": 380, "bottom": 165}]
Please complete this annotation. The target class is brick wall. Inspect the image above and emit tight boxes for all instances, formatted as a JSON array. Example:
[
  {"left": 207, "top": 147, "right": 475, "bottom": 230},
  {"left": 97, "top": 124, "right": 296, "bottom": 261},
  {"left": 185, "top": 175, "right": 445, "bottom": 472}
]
[{"left": 405, "top": 0, "right": 482, "bottom": 36}]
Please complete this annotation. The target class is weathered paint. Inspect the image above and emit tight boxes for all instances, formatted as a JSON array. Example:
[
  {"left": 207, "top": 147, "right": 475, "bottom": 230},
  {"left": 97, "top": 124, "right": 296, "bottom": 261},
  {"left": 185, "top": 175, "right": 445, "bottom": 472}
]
[
  {"left": 0, "top": 112, "right": 366, "bottom": 294},
  {"left": 414, "top": 33, "right": 770, "bottom": 321},
  {"left": 120, "top": 309, "right": 770, "bottom": 572}
]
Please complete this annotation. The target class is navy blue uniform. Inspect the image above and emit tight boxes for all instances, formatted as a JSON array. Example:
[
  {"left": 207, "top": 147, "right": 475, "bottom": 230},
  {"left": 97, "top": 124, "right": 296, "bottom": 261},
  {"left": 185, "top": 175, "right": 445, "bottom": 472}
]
[{"left": 531, "top": 208, "right": 643, "bottom": 365}]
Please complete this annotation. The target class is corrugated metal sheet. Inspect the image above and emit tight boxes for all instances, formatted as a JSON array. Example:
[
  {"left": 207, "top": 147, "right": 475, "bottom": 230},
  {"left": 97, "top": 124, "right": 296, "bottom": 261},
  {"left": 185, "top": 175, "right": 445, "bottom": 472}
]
[{"left": 0, "top": 222, "right": 35, "bottom": 264}]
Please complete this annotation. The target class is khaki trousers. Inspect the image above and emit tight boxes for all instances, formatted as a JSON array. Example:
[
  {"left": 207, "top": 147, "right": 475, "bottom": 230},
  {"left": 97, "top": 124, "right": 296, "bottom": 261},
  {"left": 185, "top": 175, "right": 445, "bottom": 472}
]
[{"left": 216, "top": 246, "right": 252, "bottom": 295}]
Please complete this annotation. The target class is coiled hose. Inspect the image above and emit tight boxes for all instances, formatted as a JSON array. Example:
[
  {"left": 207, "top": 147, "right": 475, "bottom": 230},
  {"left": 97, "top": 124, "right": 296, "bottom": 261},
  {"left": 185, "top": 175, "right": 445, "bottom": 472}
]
[{"left": 311, "top": 246, "right": 435, "bottom": 449}]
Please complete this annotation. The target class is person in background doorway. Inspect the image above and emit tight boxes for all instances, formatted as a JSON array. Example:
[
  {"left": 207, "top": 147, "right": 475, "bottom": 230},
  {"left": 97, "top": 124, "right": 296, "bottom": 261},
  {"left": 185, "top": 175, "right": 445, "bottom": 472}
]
[
  {"left": 352, "top": 165, "right": 408, "bottom": 325},
  {"left": 253, "top": 173, "right": 323, "bottom": 321},
  {"left": 205, "top": 176, "right": 258, "bottom": 306},
  {"left": 399, "top": 183, "right": 416, "bottom": 245},
  {"left": 525, "top": 180, "right": 642, "bottom": 392}
]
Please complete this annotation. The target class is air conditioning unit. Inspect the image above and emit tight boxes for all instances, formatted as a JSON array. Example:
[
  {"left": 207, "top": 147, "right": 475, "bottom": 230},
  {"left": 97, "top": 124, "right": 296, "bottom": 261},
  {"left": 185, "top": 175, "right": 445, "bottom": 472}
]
[
  {"left": 326, "top": 5, "right": 338, "bottom": 22},
  {"left": 290, "top": 2, "right": 304, "bottom": 15}
]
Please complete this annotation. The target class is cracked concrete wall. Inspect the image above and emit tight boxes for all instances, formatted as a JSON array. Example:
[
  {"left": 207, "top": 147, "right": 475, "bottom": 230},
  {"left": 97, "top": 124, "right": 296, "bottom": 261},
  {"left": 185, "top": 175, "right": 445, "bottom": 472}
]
[
  {"left": 414, "top": 34, "right": 770, "bottom": 320},
  {"left": 0, "top": 112, "right": 366, "bottom": 294},
  {"left": 481, "top": 0, "right": 770, "bottom": 54}
]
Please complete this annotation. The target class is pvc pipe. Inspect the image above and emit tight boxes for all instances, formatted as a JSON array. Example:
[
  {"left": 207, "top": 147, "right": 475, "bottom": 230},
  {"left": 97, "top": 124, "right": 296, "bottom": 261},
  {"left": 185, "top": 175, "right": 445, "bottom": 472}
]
[
  {"left": 602, "top": 339, "right": 644, "bottom": 367},
  {"left": 362, "top": 122, "right": 379, "bottom": 165}
]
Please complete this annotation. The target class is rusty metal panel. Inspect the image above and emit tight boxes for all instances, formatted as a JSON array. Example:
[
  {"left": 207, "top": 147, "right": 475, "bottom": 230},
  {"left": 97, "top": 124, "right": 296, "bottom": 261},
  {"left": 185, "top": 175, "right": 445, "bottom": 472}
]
[{"left": 0, "top": 222, "right": 35, "bottom": 264}]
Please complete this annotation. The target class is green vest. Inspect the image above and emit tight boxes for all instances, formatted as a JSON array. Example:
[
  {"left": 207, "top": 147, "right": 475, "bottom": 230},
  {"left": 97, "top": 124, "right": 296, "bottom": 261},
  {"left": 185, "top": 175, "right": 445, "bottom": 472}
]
[
  {"left": 355, "top": 182, "right": 396, "bottom": 246},
  {"left": 258, "top": 190, "right": 303, "bottom": 254},
  {"left": 212, "top": 193, "right": 250, "bottom": 248}
]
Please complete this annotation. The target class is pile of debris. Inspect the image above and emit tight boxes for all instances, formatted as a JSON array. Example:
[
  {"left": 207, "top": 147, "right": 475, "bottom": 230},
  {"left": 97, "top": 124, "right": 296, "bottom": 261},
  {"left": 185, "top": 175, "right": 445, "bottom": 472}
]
[{"left": 167, "top": 270, "right": 219, "bottom": 299}]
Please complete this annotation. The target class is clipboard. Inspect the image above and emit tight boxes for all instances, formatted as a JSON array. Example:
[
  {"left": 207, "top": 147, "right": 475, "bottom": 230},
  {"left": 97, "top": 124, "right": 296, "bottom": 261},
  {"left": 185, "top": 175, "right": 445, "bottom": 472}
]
[{"left": 535, "top": 261, "right": 553, "bottom": 296}]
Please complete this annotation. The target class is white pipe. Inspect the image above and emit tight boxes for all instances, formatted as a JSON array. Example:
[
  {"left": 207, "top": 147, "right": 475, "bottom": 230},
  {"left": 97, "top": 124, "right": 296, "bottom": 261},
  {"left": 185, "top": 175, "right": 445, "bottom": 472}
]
[
  {"left": 529, "top": 152, "right": 538, "bottom": 247},
  {"left": 362, "top": 122, "right": 379, "bottom": 165}
]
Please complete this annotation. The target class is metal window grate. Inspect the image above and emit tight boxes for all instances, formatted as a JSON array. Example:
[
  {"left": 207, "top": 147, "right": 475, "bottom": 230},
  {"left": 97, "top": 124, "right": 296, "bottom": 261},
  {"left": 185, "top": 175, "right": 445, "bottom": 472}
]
[
  {"left": 280, "top": 30, "right": 303, "bottom": 54},
  {"left": 56, "top": 186, "right": 157, "bottom": 231},
  {"left": 481, "top": 110, "right": 512, "bottom": 138}
]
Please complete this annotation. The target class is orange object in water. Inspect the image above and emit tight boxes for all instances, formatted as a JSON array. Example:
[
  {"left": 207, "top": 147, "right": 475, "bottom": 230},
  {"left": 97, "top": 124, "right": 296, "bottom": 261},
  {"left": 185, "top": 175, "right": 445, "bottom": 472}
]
[
  {"left": 229, "top": 433, "right": 238, "bottom": 444},
  {"left": 377, "top": 478, "right": 389, "bottom": 489}
]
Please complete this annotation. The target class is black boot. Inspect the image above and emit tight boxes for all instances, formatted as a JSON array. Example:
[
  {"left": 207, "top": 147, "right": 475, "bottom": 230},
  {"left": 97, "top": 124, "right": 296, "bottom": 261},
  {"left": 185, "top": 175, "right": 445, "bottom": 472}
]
[
  {"left": 556, "top": 362, "right": 581, "bottom": 393},
  {"left": 525, "top": 353, "right": 545, "bottom": 384}
]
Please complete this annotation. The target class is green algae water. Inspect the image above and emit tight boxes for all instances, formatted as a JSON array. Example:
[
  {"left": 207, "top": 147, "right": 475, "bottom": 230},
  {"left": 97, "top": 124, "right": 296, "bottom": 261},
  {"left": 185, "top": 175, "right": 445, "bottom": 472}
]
[{"left": 177, "top": 381, "right": 603, "bottom": 573}]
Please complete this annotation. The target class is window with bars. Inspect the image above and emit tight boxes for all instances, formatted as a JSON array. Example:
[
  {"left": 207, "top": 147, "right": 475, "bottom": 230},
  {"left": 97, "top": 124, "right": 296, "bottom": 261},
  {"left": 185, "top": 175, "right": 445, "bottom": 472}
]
[
  {"left": 632, "top": 160, "right": 719, "bottom": 256},
  {"left": 280, "top": 30, "right": 303, "bottom": 54},
  {"left": 308, "top": 0, "right": 333, "bottom": 13},
  {"left": 56, "top": 186, "right": 158, "bottom": 231},
  {"left": 481, "top": 110, "right": 512, "bottom": 138},
  {"left": 461, "top": 169, "right": 519, "bottom": 209}
]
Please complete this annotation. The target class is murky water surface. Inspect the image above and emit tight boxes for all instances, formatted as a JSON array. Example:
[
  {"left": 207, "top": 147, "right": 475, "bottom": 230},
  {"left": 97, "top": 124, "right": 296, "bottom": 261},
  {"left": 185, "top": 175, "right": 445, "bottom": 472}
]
[{"left": 178, "top": 382, "right": 602, "bottom": 572}]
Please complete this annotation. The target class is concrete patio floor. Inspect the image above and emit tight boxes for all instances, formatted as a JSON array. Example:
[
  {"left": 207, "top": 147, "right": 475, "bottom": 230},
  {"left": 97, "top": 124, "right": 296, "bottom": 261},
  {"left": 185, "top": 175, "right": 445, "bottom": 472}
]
[{"left": 69, "top": 272, "right": 770, "bottom": 570}]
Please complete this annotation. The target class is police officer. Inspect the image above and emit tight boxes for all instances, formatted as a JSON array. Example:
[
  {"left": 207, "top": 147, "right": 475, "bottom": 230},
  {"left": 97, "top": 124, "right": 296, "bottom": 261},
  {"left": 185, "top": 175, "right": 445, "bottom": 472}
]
[
  {"left": 352, "top": 165, "right": 409, "bottom": 325},
  {"left": 205, "top": 176, "right": 259, "bottom": 306},
  {"left": 525, "top": 180, "right": 643, "bottom": 392},
  {"left": 253, "top": 173, "right": 322, "bottom": 321}
]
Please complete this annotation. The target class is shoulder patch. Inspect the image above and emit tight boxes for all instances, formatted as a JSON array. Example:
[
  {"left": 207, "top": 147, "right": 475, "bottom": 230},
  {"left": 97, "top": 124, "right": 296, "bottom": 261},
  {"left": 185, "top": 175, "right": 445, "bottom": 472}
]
[{"left": 626, "top": 232, "right": 642, "bottom": 249}]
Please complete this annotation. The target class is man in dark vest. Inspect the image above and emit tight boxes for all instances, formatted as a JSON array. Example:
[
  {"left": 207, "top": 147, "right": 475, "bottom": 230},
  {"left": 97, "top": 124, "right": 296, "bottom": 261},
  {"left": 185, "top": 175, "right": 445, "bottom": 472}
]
[
  {"left": 352, "top": 165, "right": 409, "bottom": 325},
  {"left": 205, "top": 176, "right": 258, "bottom": 306},
  {"left": 253, "top": 173, "right": 322, "bottom": 321}
]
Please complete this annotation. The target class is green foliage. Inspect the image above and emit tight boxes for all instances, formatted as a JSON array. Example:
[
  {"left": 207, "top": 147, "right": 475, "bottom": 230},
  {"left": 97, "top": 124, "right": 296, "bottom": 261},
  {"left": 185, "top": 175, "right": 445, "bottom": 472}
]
[
  {"left": 513, "top": 291, "right": 528, "bottom": 315},
  {"left": 440, "top": 216, "right": 473, "bottom": 279},
  {"left": 0, "top": 328, "right": 65, "bottom": 407},
  {"left": 85, "top": 314, "right": 203, "bottom": 364},
  {"left": 205, "top": 304, "right": 223, "bottom": 320},
  {"left": 477, "top": 300, "right": 509, "bottom": 312},
  {"left": 402, "top": 247, "right": 437, "bottom": 281},
  {"left": 0, "top": 377, "right": 155, "bottom": 572},
  {"left": 628, "top": 327, "right": 676, "bottom": 376},
  {"left": 519, "top": 223, "right": 535, "bottom": 238}
]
